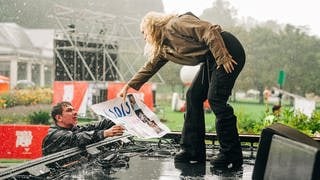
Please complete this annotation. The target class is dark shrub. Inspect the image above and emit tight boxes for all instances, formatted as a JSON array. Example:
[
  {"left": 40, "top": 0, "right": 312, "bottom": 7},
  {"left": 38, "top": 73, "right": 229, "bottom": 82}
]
[{"left": 28, "top": 110, "right": 51, "bottom": 125}]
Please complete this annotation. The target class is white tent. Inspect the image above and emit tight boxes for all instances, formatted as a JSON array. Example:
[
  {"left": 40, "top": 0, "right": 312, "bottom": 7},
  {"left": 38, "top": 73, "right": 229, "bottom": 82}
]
[{"left": 0, "top": 23, "right": 54, "bottom": 88}]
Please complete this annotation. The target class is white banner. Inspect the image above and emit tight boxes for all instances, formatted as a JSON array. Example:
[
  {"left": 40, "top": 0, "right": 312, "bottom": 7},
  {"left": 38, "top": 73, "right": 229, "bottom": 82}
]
[
  {"left": 90, "top": 93, "right": 170, "bottom": 139},
  {"left": 294, "top": 97, "right": 316, "bottom": 118}
]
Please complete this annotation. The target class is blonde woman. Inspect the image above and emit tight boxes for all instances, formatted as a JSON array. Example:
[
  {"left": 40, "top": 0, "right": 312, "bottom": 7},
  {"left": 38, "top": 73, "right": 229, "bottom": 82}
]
[{"left": 120, "top": 11, "right": 245, "bottom": 169}]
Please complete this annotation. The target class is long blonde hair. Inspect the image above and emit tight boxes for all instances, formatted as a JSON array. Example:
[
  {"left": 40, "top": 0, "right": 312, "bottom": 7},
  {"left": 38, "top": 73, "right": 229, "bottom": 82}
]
[{"left": 140, "top": 11, "right": 176, "bottom": 60}]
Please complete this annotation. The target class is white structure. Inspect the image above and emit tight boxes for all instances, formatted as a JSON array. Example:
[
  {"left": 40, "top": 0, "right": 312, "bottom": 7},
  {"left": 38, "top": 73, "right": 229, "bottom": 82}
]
[
  {"left": 179, "top": 65, "right": 200, "bottom": 85},
  {"left": 0, "top": 23, "right": 54, "bottom": 88},
  {"left": 273, "top": 87, "right": 316, "bottom": 117}
]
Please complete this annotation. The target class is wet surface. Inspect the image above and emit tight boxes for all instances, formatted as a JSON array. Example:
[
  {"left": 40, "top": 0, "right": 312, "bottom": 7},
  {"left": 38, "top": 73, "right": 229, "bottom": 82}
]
[
  {"left": 0, "top": 136, "right": 258, "bottom": 179},
  {"left": 60, "top": 150, "right": 256, "bottom": 180},
  {"left": 117, "top": 157, "right": 253, "bottom": 180}
]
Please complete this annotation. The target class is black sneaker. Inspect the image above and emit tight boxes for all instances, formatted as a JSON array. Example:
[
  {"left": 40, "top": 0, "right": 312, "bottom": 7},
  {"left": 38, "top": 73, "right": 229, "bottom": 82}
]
[
  {"left": 174, "top": 150, "right": 206, "bottom": 163},
  {"left": 210, "top": 153, "right": 243, "bottom": 170}
]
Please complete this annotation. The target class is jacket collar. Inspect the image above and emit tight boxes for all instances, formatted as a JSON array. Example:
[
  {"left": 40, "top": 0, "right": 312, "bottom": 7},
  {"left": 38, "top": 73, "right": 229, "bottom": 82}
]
[
  {"left": 179, "top": 12, "right": 199, "bottom": 19},
  {"left": 51, "top": 124, "right": 79, "bottom": 131}
]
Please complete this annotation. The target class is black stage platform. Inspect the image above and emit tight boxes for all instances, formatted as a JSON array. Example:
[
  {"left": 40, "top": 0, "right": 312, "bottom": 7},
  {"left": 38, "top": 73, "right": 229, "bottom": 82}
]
[
  {"left": 0, "top": 133, "right": 258, "bottom": 179},
  {"left": 58, "top": 149, "right": 256, "bottom": 180},
  {"left": 1, "top": 130, "right": 319, "bottom": 179}
]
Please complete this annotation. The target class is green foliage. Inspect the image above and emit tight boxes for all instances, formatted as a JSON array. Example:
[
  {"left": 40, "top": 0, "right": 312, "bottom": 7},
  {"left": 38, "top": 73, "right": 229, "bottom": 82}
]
[
  {"left": 239, "top": 23, "right": 320, "bottom": 95},
  {"left": 261, "top": 107, "right": 320, "bottom": 136},
  {"left": 0, "top": 88, "right": 52, "bottom": 108},
  {"left": 157, "top": 98, "right": 320, "bottom": 136},
  {"left": 0, "top": 115, "right": 29, "bottom": 124},
  {"left": 199, "top": 1, "right": 320, "bottom": 96},
  {"left": 157, "top": 62, "right": 184, "bottom": 92},
  {"left": 200, "top": 0, "right": 237, "bottom": 28},
  {"left": 237, "top": 111, "right": 264, "bottom": 134},
  {"left": 0, "top": 92, "right": 17, "bottom": 108},
  {"left": 28, "top": 111, "right": 51, "bottom": 125},
  {"left": 308, "top": 111, "right": 320, "bottom": 134},
  {"left": 0, "top": 104, "right": 51, "bottom": 124},
  {"left": 1, "top": 96, "right": 319, "bottom": 137}
]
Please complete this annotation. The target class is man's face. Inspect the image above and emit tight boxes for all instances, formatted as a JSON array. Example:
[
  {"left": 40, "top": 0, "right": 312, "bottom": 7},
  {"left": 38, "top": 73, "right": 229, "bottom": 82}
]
[{"left": 57, "top": 104, "right": 78, "bottom": 128}]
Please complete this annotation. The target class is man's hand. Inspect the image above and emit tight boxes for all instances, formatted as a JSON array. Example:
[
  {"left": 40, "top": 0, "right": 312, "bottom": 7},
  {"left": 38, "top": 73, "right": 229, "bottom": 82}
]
[{"left": 103, "top": 125, "right": 125, "bottom": 137}]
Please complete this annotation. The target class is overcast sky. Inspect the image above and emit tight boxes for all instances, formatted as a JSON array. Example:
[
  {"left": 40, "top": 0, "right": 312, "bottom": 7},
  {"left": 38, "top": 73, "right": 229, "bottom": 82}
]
[{"left": 162, "top": 0, "right": 320, "bottom": 37}]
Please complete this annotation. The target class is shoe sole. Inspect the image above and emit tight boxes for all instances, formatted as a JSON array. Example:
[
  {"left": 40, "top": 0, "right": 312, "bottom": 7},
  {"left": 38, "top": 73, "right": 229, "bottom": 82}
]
[
  {"left": 211, "top": 162, "right": 243, "bottom": 169},
  {"left": 211, "top": 159, "right": 243, "bottom": 167}
]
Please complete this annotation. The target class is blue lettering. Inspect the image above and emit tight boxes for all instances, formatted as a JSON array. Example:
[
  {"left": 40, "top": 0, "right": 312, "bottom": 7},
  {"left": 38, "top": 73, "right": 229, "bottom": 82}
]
[
  {"left": 120, "top": 103, "right": 126, "bottom": 115},
  {"left": 106, "top": 102, "right": 132, "bottom": 118},
  {"left": 124, "top": 102, "right": 131, "bottom": 114},
  {"left": 108, "top": 109, "right": 117, "bottom": 118},
  {"left": 114, "top": 107, "right": 123, "bottom": 117}
]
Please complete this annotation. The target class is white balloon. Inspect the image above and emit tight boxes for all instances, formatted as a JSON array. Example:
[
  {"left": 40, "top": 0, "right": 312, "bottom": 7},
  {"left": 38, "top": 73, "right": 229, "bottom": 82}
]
[{"left": 180, "top": 65, "right": 200, "bottom": 85}]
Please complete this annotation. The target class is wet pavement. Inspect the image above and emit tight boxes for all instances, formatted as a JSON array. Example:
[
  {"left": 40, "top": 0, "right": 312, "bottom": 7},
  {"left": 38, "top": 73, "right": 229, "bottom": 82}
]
[
  {"left": 105, "top": 156, "right": 252, "bottom": 179},
  {"left": 0, "top": 136, "right": 258, "bottom": 180},
  {"left": 59, "top": 148, "right": 256, "bottom": 180}
]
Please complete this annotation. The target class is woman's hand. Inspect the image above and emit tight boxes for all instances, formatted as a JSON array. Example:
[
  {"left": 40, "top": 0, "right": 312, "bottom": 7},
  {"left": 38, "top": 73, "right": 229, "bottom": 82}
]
[
  {"left": 223, "top": 58, "right": 237, "bottom": 73},
  {"left": 119, "top": 84, "right": 130, "bottom": 101},
  {"left": 217, "top": 57, "right": 237, "bottom": 73}
]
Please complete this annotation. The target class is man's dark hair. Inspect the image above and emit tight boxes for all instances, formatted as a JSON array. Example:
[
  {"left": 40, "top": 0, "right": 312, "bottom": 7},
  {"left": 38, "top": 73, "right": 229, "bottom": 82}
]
[{"left": 51, "top": 101, "right": 72, "bottom": 123}]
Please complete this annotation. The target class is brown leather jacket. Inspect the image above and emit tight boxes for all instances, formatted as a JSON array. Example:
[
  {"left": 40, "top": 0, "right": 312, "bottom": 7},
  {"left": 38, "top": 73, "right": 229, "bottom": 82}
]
[{"left": 128, "top": 12, "right": 232, "bottom": 90}]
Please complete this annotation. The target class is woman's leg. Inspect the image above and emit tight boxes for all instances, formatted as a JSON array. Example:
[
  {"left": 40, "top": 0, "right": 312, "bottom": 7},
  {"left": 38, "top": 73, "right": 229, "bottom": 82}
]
[
  {"left": 208, "top": 31, "right": 245, "bottom": 168},
  {"left": 174, "top": 63, "right": 209, "bottom": 163}
]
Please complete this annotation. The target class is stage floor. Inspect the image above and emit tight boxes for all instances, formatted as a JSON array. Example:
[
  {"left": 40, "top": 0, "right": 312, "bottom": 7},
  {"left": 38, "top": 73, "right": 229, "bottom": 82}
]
[
  {"left": 0, "top": 135, "right": 258, "bottom": 179},
  {"left": 61, "top": 148, "right": 256, "bottom": 180}
]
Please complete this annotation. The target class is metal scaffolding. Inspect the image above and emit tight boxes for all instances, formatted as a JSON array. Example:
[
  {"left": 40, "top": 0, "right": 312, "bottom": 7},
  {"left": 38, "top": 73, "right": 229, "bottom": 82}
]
[{"left": 51, "top": 4, "right": 164, "bottom": 83}]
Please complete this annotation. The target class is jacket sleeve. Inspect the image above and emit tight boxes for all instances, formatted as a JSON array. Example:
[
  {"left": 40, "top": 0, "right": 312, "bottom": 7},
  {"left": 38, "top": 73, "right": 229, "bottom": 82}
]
[
  {"left": 78, "top": 118, "right": 115, "bottom": 132},
  {"left": 170, "top": 14, "right": 232, "bottom": 66},
  {"left": 42, "top": 128, "right": 103, "bottom": 155},
  {"left": 127, "top": 56, "right": 168, "bottom": 90},
  {"left": 42, "top": 119, "right": 115, "bottom": 155},
  {"left": 76, "top": 118, "right": 115, "bottom": 142}
]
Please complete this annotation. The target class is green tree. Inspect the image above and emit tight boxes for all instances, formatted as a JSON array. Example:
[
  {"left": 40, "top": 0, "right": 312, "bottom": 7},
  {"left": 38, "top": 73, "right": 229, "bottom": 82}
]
[
  {"left": 156, "top": 62, "right": 183, "bottom": 92},
  {"left": 277, "top": 24, "right": 320, "bottom": 95},
  {"left": 200, "top": 0, "right": 237, "bottom": 29}
]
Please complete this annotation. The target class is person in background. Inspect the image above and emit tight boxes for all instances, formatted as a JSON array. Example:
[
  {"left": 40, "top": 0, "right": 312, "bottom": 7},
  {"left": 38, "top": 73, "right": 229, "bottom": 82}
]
[
  {"left": 263, "top": 104, "right": 281, "bottom": 126},
  {"left": 272, "top": 104, "right": 281, "bottom": 117},
  {"left": 42, "top": 101, "right": 125, "bottom": 156},
  {"left": 263, "top": 87, "right": 272, "bottom": 113},
  {"left": 119, "top": 11, "right": 245, "bottom": 169}
]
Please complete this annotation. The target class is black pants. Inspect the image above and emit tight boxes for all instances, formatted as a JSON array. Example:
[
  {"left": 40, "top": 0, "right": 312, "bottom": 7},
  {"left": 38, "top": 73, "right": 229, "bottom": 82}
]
[{"left": 180, "top": 31, "right": 245, "bottom": 160}]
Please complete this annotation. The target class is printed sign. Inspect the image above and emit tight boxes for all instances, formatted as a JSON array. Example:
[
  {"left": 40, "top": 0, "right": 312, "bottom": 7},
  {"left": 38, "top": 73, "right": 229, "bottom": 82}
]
[
  {"left": 0, "top": 125, "right": 49, "bottom": 159},
  {"left": 91, "top": 93, "right": 170, "bottom": 139}
]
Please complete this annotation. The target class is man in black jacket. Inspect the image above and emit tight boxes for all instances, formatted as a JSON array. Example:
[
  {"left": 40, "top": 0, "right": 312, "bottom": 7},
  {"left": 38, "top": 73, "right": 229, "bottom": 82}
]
[{"left": 42, "top": 101, "right": 125, "bottom": 156}]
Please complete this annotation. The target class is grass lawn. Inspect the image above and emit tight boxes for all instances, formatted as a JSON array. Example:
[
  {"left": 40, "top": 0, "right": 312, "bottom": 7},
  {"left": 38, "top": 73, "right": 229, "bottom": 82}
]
[
  {"left": 156, "top": 100, "right": 267, "bottom": 132},
  {"left": 0, "top": 100, "right": 271, "bottom": 134},
  {"left": 0, "top": 159, "right": 29, "bottom": 169}
]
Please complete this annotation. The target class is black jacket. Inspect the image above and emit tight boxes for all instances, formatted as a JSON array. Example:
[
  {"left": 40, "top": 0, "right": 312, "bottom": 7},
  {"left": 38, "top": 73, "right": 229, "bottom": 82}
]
[{"left": 42, "top": 119, "right": 115, "bottom": 156}]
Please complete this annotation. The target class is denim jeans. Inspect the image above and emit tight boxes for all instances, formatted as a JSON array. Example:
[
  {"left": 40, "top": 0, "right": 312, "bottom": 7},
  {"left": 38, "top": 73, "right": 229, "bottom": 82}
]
[{"left": 180, "top": 31, "right": 245, "bottom": 160}]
